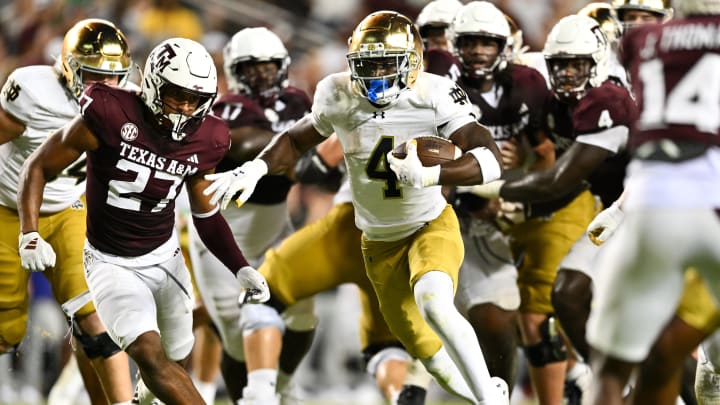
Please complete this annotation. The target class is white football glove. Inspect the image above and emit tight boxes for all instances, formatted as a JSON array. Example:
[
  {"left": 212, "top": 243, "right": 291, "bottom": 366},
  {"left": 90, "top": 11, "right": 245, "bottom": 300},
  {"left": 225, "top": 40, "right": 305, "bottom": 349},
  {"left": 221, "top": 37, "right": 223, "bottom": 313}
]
[
  {"left": 587, "top": 202, "right": 624, "bottom": 246},
  {"left": 494, "top": 199, "right": 526, "bottom": 232},
  {"left": 18, "top": 231, "right": 56, "bottom": 272},
  {"left": 236, "top": 266, "right": 270, "bottom": 304},
  {"left": 456, "top": 180, "right": 505, "bottom": 199},
  {"left": 203, "top": 159, "right": 268, "bottom": 210},
  {"left": 386, "top": 140, "right": 440, "bottom": 188}
]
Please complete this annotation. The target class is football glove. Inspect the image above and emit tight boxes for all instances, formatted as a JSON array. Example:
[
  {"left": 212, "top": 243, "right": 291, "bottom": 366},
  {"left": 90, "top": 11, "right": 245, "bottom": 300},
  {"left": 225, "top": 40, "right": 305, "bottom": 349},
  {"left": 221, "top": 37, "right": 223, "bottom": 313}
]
[
  {"left": 18, "top": 231, "right": 56, "bottom": 272},
  {"left": 587, "top": 202, "right": 624, "bottom": 246},
  {"left": 494, "top": 199, "right": 526, "bottom": 233},
  {"left": 236, "top": 266, "right": 270, "bottom": 304},
  {"left": 456, "top": 180, "right": 505, "bottom": 199},
  {"left": 386, "top": 140, "right": 440, "bottom": 188},
  {"left": 204, "top": 159, "right": 268, "bottom": 209}
]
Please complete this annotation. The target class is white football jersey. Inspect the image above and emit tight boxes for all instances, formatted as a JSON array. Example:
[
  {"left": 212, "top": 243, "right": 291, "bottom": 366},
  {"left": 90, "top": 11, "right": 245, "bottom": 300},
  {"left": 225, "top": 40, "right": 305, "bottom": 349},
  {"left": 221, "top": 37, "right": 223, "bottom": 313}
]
[
  {"left": 0, "top": 65, "right": 84, "bottom": 213},
  {"left": 311, "top": 71, "right": 476, "bottom": 241},
  {"left": 0, "top": 66, "right": 138, "bottom": 213}
]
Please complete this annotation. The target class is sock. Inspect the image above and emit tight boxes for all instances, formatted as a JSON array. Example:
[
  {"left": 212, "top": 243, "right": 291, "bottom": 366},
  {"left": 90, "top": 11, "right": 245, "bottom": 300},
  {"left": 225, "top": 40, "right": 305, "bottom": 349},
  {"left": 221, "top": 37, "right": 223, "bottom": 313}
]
[
  {"left": 566, "top": 362, "right": 590, "bottom": 381},
  {"left": 193, "top": 379, "right": 217, "bottom": 405},
  {"left": 244, "top": 368, "right": 278, "bottom": 400}
]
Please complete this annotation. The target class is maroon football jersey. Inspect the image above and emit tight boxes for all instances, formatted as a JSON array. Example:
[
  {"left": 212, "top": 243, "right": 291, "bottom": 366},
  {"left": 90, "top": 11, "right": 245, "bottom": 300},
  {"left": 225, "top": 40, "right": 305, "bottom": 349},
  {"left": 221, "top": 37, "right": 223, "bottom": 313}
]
[
  {"left": 259, "top": 86, "right": 312, "bottom": 134},
  {"left": 545, "top": 80, "right": 636, "bottom": 206},
  {"left": 458, "top": 63, "right": 549, "bottom": 143},
  {"left": 621, "top": 16, "right": 720, "bottom": 149},
  {"left": 425, "top": 48, "right": 462, "bottom": 81},
  {"left": 80, "top": 84, "right": 230, "bottom": 256},
  {"left": 213, "top": 93, "right": 272, "bottom": 133}
]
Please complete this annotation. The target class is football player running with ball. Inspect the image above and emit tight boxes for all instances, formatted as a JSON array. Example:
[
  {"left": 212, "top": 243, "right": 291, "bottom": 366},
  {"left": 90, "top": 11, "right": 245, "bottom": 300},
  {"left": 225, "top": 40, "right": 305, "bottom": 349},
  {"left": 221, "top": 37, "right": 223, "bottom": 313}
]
[{"left": 205, "top": 10, "right": 509, "bottom": 405}]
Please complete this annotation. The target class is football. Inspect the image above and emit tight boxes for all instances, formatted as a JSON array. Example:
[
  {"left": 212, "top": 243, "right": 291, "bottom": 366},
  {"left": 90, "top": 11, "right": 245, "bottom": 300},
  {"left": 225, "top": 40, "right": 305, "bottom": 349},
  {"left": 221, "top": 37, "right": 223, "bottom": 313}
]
[{"left": 392, "top": 136, "right": 462, "bottom": 167}]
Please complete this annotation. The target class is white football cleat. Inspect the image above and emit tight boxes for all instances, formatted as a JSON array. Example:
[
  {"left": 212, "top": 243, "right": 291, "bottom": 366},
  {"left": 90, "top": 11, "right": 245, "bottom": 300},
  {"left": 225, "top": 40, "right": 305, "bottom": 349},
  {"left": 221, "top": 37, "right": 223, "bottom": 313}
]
[{"left": 238, "top": 386, "right": 280, "bottom": 405}]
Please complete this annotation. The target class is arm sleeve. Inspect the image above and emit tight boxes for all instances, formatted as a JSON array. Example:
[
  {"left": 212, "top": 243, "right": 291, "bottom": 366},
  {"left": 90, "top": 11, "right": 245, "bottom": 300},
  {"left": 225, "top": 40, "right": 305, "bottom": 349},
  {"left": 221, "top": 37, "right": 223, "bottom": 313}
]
[{"left": 192, "top": 209, "right": 248, "bottom": 273}]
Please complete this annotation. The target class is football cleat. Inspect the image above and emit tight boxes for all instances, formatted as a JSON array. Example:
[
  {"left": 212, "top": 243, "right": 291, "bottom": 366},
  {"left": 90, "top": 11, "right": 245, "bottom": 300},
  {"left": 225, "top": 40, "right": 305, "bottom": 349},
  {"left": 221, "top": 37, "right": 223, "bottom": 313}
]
[
  {"left": 395, "top": 384, "right": 427, "bottom": 405},
  {"left": 131, "top": 372, "right": 165, "bottom": 405}
]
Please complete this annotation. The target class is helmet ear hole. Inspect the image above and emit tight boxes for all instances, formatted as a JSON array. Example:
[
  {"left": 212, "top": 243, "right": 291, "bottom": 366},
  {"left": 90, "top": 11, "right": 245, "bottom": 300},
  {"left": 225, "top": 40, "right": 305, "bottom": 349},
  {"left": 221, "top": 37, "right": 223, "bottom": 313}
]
[{"left": 60, "top": 18, "right": 132, "bottom": 98}]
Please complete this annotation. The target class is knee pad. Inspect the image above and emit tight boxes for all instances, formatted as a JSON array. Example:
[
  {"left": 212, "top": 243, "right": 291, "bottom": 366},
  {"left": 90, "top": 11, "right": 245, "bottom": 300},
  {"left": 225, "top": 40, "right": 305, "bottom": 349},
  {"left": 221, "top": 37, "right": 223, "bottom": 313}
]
[
  {"left": 523, "top": 315, "right": 567, "bottom": 367},
  {"left": 239, "top": 303, "right": 286, "bottom": 334},
  {"left": 281, "top": 298, "right": 317, "bottom": 332},
  {"left": 363, "top": 342, "right": 409, "bottom": 376},
  {"left": 71, "top": 319, "right": 121, "bottom": 359}
]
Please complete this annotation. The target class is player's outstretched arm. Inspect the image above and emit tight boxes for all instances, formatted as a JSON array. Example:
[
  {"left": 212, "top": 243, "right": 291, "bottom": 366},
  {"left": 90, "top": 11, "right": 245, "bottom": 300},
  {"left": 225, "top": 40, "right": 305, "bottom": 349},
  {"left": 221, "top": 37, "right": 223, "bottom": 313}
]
[
  {"left": 203, "top": 115, "right": 326, "bottom": 208},
  {"left": 465, "top": 141, "right": 611, "bottom": 202},
  {"left": 187, "top": 173, "right": 269, "bottom": 304}
]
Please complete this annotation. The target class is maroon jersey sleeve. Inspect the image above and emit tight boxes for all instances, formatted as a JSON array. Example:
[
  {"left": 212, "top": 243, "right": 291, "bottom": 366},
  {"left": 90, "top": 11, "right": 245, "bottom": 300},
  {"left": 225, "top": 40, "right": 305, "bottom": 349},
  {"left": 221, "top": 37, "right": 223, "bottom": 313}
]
[
  {"left": 80, "top": 84, "right": 230, "bottom": 257},
  {"left": 573, "top": 81, "right": 636, "bottom": 135},
  {"left": 510, "top": 64, "right": 551, "bottom": 145},
  {"left": 424, "top": 48, "right": 461, "bottom": 80}
]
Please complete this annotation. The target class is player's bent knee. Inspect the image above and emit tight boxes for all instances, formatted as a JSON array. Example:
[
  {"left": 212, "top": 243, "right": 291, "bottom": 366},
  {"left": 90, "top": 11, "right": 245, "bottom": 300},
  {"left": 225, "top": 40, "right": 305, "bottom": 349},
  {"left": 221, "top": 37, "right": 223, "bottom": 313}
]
[
  {"left": 164, "top": 334, "right": 194, "bottom": 362},
  {"left": 76, "top": 331, "right": 121, "bottom": 358},
  {"left": 523, "top": 316, "right": 567, "bottom": 367},
  {"left": 72, "top": 318, "right": 121, "bottom": 359},
  {"left": 240, "top": 303, "right": 286, "bottom": 334}
]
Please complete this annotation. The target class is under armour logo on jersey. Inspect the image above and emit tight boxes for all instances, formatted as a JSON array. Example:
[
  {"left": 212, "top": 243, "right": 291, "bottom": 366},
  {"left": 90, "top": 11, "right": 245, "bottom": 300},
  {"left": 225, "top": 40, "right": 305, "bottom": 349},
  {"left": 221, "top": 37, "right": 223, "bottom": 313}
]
[
  {"left": 187, "top": 154, "right": 199, "bottom": 164},
  {"left": 373, "top": 111, "right": 386, "bottom": 119},
  {"left": 3, "top": 80, "right": 20, "bottom": 102},
  {"left": 449, "top": 85, "right": 469, "bottom": 105}
]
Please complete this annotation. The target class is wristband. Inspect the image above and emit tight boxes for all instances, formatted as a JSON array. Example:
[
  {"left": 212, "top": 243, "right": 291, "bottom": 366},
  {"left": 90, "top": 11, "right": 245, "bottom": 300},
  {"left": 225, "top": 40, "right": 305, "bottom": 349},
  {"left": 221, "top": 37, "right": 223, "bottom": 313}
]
[{"left": 467, "top": 146, "right": 502, "bottom": 183}]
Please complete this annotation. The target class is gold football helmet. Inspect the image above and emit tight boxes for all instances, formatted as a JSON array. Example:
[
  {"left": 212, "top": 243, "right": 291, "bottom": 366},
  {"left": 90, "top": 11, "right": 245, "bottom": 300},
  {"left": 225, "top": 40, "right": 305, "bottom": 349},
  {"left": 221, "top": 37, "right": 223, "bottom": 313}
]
[
  {"left": 60, "top": 18, "right": 132, "bottom": 98},
  {"left": 347, "top": 11, "right": 423, "bottom": 106},
  {"left": 578, "top": 3, "right": 623, "bottom": 48},
  {"left": 612, "top": 0, "right": 673, "bottom": 24}
]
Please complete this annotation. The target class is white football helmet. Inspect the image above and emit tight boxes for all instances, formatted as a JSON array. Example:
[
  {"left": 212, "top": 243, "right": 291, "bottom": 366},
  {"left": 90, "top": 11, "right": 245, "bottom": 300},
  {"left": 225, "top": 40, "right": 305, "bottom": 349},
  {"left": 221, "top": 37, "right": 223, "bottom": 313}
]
[
  {"left": 141, "top": 38, "right": 217, "bottom": 141},
  {"left": 543, "top": 15, "right": 610, "bottom": 102},
  {"left": 223, "top": 27, "right": 290, "bottom": 98},
  {"left": 415, "top": 0, "right": 463, "bottom": 49},
  {"left": 347, "top": 11, "right": 423, "bottom": 106},
  {"left": 60, "top": 18, "right": 132, "bottom": 98},
  {"left": 613, "top": 0, "right": 673, "bottom": 28},
  {"left": 674, "top": 0, "right": 720, "bottom": 15},
  {"left": 451, "top": 1, "right": 511, "bottom": 80}
]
